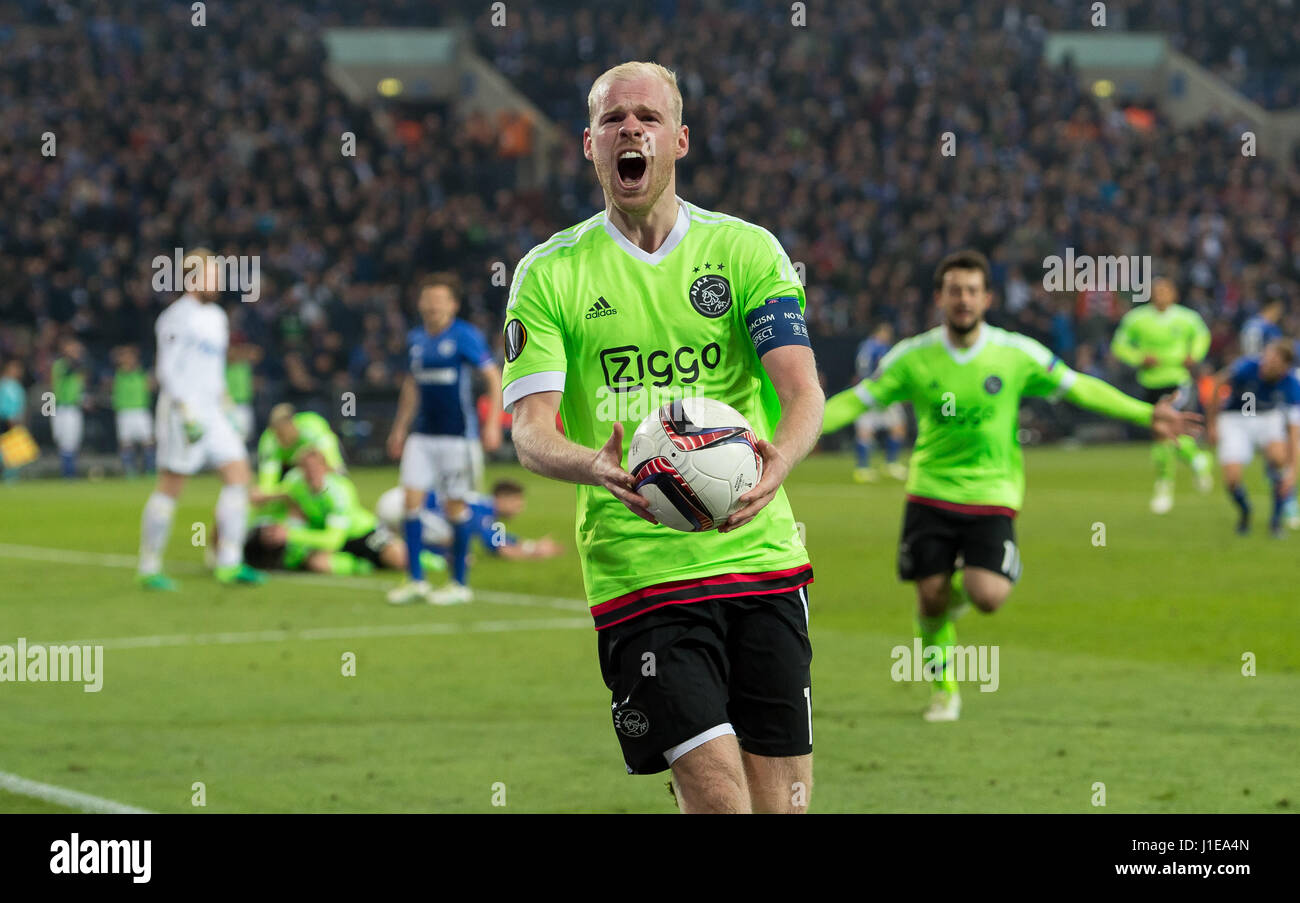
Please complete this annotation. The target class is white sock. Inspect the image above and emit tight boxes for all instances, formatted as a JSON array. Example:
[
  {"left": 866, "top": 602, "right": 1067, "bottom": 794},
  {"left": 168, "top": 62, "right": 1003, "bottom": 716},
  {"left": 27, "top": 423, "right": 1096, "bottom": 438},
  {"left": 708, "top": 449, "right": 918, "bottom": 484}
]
[
  {"left": 138, "top": 491, "right": 177, "bottom": 575},
  {"left": 215, "top": 484, "right": 249, "bottom": 569}
]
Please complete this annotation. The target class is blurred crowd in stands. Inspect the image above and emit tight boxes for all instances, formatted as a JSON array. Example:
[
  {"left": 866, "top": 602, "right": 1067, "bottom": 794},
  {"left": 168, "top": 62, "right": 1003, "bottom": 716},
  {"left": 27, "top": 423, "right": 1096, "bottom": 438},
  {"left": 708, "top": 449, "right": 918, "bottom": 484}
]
[{"left": 1, "top": 0, "right": 1297, "bottom": 449}]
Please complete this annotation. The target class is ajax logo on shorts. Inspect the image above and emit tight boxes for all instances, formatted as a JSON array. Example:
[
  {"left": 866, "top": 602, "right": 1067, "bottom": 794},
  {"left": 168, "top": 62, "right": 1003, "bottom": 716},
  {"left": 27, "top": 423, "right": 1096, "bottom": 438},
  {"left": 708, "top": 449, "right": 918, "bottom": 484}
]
[{"left": 613, "top": 707, "right": 650, "bottom": 738}]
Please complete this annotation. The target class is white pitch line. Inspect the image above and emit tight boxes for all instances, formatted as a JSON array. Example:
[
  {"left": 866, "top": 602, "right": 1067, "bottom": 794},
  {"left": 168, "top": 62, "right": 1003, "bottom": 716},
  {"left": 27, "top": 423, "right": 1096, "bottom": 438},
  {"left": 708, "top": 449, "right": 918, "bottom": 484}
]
[
  {"left": 0, "top": 770, "right": 153, "bottom": 815},
  {"left": 0, "top": 542, "right": 588, "bottom": 611},
  {"left": 36, "top": 617, "right": 592, "bottom": 651}
]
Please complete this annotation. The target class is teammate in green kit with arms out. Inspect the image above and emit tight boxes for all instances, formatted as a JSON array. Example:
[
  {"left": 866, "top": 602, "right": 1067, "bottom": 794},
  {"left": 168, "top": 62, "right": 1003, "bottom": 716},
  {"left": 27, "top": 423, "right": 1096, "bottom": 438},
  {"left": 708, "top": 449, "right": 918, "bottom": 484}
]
[{"left": 823, "top": 250, "right": 1203, "bottom": 722}]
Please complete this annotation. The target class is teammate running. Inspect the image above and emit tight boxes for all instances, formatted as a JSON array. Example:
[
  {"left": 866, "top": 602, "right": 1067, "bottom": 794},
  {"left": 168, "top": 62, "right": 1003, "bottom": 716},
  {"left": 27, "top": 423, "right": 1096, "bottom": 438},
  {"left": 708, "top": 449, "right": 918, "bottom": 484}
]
[
  {"left": 823, "top": 250, "right": 1202, "bottom": 722},
  {"left": 1111, "top": 277, "right": 1213, "bottom": 512},
  {"left": 386, "top": 274, "right": 502, "bottom": 606},
  {"left": 504, "top": 62, "right": 822, "bottom": 813},
  {"left": 136, "top": 249, "right": 266, "bottom": 589},
  {"left": 1205, "top": 340, "right": 1300, "bottom": 536}
]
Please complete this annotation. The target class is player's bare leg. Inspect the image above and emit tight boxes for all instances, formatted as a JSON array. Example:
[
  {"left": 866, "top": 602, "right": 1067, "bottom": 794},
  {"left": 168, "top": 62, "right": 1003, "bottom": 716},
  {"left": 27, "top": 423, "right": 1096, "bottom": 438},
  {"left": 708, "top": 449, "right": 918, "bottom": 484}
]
[
  {"left": 669, "top": 734, "right": 750, "bottom": 814},
  {"left": 137, "top": 470, "right": 186, "bottom": 590},
  {"left": 742, "top": 751, "right": 811, "bottom": 813},
  {"left": 212, "top": 458, "right": 265, "bottom": 585},
  {"left": 961, "top": 566, "right": 1012, "bottom": 613}
]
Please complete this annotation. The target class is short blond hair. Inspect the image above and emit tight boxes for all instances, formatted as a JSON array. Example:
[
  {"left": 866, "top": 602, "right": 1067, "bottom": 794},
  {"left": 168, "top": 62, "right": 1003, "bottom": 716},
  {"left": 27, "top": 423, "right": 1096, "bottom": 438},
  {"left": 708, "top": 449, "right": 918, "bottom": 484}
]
[{"left": 587, "top": 61, "right": 683, "bottom": 128}]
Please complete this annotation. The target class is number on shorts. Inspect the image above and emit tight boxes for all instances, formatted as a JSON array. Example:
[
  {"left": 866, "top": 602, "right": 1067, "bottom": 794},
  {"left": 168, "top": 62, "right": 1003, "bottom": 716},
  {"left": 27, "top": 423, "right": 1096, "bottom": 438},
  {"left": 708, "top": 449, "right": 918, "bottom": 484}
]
[{"left": 1000, "top": 539, "right": 1022, "bottom": 580}]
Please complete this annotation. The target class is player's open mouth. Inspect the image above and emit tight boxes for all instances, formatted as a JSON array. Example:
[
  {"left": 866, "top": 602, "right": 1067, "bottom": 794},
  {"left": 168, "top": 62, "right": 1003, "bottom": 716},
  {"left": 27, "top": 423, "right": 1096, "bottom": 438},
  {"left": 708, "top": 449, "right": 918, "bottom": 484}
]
[{"left": 616, "top": 150, "right": 647, "bottom": 189}]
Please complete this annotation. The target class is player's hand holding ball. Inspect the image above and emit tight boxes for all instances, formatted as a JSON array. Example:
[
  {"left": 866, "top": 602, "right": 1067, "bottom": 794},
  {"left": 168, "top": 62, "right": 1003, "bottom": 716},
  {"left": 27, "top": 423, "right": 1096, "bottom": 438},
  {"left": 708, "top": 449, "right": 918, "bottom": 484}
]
[
  {"left": 721, "top": 438, "right": 787, "bottom": 533},
  {"left": 626, "top": 398, "right": 766, "bottom": 533},
  {"left": 591, "top": 421, "right": 657, "bottom": 525}
]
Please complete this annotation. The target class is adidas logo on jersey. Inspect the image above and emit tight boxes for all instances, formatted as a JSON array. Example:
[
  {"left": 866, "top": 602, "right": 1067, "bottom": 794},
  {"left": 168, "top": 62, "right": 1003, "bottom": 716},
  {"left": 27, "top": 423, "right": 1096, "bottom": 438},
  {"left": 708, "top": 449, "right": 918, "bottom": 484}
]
[{"left": 585, "top": 296, "right": 617, "bottom": 319}]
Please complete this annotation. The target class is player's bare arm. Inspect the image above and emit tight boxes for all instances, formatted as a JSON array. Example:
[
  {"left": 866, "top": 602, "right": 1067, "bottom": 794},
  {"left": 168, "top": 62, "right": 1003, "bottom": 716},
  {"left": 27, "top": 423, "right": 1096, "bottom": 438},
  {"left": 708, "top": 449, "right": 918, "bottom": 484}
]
[
  {"left": 722, "top": 344, "right": 823, "bottom": 532},
  {"left": 386, "top": 374, "right": 416, "bottom": 459},
  {"left": 511, "top": 391, "right": 656, "bottom": 524},
  {"left": 480, "top": 362, "right": 503, "bottom": 453}
]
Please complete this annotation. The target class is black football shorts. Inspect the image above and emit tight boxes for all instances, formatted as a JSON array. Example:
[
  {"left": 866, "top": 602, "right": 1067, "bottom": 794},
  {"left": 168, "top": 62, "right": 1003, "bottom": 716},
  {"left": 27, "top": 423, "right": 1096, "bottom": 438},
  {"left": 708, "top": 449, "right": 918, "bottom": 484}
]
[
  {"left": 597, "top": 584, "right": 814, "bottom": 775},
  {"left": 897, "top": 499, "right": 1021, "bottom": 583}
]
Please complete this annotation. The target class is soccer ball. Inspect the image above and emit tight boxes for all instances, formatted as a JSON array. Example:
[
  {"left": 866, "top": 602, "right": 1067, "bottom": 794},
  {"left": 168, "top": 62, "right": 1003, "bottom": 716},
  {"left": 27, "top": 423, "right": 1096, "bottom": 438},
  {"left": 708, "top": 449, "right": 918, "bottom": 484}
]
[{"left": 627, "top": 397, "right": 763, "bottom": 532}]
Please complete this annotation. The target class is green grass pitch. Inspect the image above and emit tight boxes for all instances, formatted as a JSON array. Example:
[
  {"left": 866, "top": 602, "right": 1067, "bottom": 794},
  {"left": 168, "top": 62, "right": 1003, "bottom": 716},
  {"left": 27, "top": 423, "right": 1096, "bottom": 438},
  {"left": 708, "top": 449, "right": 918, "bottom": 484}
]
[{"left": 1, "top": 445, "right": 1295, "bottom": 813}]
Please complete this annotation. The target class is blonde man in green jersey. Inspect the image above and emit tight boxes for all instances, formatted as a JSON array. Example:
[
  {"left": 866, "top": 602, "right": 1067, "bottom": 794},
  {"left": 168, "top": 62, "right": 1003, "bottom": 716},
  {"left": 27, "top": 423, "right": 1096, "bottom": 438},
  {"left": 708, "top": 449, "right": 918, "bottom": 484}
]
[
  {"left": 504, "top": 62, "right": 824, "bottom": 813},
  {"left": 824, "top": 251, "right": 1201, "bottom": 722},
  {"left": 1111, "top": 277, "right": 1213, "bottom": 513}
]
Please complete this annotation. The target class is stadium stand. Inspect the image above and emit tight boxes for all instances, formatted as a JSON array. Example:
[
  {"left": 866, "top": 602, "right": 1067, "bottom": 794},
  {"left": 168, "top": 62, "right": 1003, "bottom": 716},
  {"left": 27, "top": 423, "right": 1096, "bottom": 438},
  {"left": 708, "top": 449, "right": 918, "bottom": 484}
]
[{"left": 1, "top": 0, "right": 1297, "bottom": 459}]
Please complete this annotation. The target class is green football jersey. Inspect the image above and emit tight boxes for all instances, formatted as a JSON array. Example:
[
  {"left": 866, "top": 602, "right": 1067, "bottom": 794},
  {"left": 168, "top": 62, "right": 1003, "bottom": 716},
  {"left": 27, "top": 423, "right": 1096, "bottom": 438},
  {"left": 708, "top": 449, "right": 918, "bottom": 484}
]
[
  {"left": 501, "top": 200, "right": 812, "bottom": 614},
  {"left": 112, "top": 368, "right": 150, "bottom": 411},
  {"left": 51, "top": 358, "right": 85, "bottom": 406},
  {"left": 256, "top": 412, "right": 343, "bottom": 490},
  {"left": 856, "top": 325, "right": 1078, "bottom": 512},
  {"left": 1111, "top": 304, "right": 1210, "bottom": 389},
  {"left": 281, "top": 468, "right": 376, "bottom": 549},
  {"left": 226, "top": 361, "right": 254, "bottom": 405}
]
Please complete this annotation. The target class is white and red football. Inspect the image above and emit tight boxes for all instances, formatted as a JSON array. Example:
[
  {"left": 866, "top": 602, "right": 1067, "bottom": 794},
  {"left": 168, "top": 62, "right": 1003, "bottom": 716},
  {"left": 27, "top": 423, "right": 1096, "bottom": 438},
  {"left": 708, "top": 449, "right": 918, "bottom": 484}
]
[{"left": 627, "top": 397, "right": 763, "bottom": 532}]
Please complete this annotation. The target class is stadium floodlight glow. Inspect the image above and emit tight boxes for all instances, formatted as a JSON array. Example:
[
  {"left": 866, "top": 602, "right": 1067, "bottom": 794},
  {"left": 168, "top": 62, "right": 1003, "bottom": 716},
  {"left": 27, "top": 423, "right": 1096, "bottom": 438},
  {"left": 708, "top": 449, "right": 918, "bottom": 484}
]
[
  {"left": 378, "top": 77, "right": 403, "bottom": 97},
  {"left": 1092, "top": 79, "right": 1115, "bottom": 98}
]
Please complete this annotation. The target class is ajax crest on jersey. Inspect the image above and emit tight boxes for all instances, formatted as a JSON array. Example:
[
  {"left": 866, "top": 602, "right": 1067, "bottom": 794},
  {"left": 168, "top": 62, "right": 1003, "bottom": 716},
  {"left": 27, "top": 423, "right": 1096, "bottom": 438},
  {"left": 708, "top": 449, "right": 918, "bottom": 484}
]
[
  {"left": 688, "top": 274, "right": 732, "bottom": 318},
  {"left": 627, "top": 397, "right": 763, "bottom": 532}
]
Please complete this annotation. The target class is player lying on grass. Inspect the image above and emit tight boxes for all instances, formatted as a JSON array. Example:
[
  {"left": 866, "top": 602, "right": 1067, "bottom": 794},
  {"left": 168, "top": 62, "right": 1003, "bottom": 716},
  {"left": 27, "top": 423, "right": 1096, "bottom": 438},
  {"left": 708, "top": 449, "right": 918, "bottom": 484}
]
[
  {"left": 1204, "top": 340, "right": 1300, "bottom": 536},
  {"left": 823, "top": 249, "right": 1203, "bottom": 722},
  {"left": 243, "top": 443, "right": 409, "bottom": 575},
  {"left": 375, "top": 479, "right": 563, "bottom": 568},
  {"left": 1111, "top": 277, "right": 1213, "bottom": 513}
]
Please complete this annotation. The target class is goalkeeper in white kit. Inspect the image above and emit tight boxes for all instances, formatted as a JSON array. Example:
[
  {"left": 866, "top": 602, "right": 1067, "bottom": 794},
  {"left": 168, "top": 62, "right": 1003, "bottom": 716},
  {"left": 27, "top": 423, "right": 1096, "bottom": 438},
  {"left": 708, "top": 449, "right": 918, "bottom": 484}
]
[{"left": 136, "top": 248, "right": 267, "bottom": 589}]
